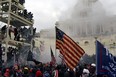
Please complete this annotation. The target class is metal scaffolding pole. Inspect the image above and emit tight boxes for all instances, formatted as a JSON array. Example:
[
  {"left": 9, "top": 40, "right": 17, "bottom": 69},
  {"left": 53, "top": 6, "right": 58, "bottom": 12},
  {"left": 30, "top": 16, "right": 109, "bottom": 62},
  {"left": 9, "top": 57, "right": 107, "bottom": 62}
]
[{"left": 4, "top": 0, "right": 11, "bottom": 63}]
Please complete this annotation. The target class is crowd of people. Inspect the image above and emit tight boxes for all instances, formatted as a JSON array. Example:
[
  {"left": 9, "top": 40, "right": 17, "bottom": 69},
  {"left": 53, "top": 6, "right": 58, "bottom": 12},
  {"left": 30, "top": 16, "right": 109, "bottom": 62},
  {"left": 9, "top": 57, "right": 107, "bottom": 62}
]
[
  {"left": 1, "top": 46, "right": 19, "bottom": 62},
  {"left": 1, "top": 25, "right": 36, "bottom": 42},
  {"left": 0, "top": 43, "right": 110, "bottom": 77},
  {"left": 0, "top": 46, "right": 98, "bottom": 77},
  {"left": 0, "top": 59, "right": 98, "bottom": 77},
  {"left": 1, "top": 0, "right": 25, "bottom": 6},
  {"left": 0, "top": 59, "right": 109, "bottom": 77},
  {"left": 1, "top": 0, "right": 33, "bottom": 22},
  {"left": 18, "top": 9, "right": 33, "bottom": 21}
]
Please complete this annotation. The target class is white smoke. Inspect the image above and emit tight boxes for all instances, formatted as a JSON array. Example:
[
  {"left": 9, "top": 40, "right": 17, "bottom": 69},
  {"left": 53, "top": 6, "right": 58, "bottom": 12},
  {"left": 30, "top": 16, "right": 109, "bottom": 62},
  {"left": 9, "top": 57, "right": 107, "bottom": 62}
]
[{"left": 57, "top": 0, "right": 116, "bottom": 38}]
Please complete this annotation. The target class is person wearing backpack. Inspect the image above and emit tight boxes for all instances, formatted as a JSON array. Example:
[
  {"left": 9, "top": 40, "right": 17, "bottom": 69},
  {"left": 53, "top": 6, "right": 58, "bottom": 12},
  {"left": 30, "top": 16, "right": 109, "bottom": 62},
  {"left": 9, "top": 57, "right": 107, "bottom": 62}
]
[{"left": 43, "top": 71, "right": 50, "bottom": 77}]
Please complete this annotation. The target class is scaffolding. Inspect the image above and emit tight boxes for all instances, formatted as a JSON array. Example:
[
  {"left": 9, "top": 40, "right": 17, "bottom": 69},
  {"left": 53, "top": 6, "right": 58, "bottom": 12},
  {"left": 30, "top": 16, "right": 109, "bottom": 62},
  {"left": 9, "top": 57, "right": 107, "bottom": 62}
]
[{"left": 0, "top": 0, "right": 34, "bottom": 64}]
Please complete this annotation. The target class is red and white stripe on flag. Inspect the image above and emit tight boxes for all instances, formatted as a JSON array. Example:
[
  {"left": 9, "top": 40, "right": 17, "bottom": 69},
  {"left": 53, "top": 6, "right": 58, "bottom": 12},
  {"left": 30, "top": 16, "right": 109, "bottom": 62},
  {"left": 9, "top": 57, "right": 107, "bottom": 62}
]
[{"left": 56, "top": 27, "right": 85, "bottom": 70}]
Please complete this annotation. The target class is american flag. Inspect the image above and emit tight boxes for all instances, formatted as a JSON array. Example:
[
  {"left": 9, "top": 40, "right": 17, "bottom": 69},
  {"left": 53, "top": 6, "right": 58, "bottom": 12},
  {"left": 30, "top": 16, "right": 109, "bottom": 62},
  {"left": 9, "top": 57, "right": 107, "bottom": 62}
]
[
  {"left": 50, "top": 47, "right": 56, "bottom": 65},
  {"left": 56, "top": 27, "right": 85, "bottom": 70}
]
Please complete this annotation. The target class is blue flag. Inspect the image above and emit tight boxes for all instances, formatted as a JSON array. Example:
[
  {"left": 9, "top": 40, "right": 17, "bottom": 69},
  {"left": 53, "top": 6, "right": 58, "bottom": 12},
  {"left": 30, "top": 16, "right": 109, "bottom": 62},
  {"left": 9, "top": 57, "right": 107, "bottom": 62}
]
[{"left": 96, "top": 41, "right": 116, "bottom": 77}]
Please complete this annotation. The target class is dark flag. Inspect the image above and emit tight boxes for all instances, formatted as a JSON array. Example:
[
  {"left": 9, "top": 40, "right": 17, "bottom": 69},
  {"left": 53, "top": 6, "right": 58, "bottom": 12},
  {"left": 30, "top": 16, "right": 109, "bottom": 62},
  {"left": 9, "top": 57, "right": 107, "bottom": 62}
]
[
  {"left": 32, "top": 59, "right": 42, "bottom": 65},
  {"left": 96, "top": 40, "right": 116, "bottom": 77},
  {"left": 50, "top": 47, "right": 56, "bottom": 65},
  {"left": 27, "top": 50, "right": 42, "bottom": 65},
  {"left": 27, "top": 50, "right": 34, "bottom": 61},
  {"left": 56, "top": 27, "right": 85, "bottom": 70}
]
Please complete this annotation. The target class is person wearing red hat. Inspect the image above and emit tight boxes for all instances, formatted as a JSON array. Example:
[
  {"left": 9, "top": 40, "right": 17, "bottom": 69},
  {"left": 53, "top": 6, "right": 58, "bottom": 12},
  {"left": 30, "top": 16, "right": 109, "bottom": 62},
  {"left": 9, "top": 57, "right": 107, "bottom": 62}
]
[
  {"left": 4, "top": 68, "right": 10, "bottom": 77},
  {"left": 35, "top": 70, "right": 43, "bottom": 77}
]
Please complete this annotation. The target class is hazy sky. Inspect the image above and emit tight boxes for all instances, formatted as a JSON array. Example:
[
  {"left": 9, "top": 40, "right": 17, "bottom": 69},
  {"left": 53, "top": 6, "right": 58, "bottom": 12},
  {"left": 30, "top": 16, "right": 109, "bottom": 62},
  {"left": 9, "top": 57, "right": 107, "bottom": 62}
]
[{"left": 25, "top": 0, "right": 116, "bottom": 32}]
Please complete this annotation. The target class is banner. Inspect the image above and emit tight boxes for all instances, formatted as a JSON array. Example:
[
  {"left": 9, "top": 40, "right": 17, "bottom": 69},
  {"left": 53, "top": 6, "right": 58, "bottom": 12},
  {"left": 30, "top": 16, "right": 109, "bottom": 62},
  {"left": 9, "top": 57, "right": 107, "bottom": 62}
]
[{"left": 96, "top": 41, "right": 116, "bottom": 77}]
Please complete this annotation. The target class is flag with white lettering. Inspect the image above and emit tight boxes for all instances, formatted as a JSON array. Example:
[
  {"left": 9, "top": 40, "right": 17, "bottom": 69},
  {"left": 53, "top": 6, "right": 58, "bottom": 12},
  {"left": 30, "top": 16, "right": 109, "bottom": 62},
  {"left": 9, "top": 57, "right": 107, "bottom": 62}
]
[{"left": 96, "top": 40, "right": 116, "bottom": 77}]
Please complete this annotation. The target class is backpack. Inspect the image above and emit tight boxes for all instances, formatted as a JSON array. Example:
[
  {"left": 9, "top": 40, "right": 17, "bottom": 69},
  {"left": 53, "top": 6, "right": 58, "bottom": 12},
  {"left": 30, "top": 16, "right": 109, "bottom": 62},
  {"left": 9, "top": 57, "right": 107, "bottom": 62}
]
[{"left": 43, "top": 71, "right": 50, "bottom": 77}]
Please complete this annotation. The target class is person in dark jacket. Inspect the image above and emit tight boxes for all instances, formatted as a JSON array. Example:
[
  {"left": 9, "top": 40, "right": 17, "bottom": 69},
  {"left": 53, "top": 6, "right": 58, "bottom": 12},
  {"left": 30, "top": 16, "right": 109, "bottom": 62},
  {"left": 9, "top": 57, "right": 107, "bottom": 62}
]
[
  {"left": 1, "top": 25, "right": 6, "bottom": 34},
  {"left": 64, "top": 69, "right": 70, "bottom": 77},
  {"left": 22, "top": 67, "right": 29, "bottom": 77}
]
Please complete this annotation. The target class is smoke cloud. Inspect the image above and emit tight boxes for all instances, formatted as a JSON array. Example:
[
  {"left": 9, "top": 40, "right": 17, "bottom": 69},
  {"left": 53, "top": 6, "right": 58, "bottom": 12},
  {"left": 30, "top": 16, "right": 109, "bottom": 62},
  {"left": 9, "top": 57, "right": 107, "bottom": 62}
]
[{"left": 57, "top": 0, "right": 116, "bottom": 38}]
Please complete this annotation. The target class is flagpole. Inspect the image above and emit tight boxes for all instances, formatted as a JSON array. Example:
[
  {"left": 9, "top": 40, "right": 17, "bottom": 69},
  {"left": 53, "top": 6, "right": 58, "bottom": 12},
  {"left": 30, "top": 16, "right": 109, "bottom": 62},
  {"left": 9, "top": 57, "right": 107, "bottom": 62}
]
[
  {"left": 55, "top": 22, "right": 59, "bottom": 64},
  {"left": 94, "top": 36, "right": 98, "bottom": 75},
  {"left": 55, "top": 25, "right": 57, "bottom": 64}
]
